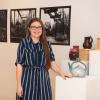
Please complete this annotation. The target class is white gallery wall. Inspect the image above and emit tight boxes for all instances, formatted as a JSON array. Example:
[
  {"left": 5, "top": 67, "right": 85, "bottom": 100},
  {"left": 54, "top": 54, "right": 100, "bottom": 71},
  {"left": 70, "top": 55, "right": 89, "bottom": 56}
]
[{"left": 0, "top": 0, "right": 100, "bottom": 100}]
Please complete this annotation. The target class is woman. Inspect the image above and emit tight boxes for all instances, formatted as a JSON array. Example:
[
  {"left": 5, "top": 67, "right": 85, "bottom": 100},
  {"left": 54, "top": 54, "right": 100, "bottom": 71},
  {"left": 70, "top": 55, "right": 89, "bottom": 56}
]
[{"left": 16, "top": 18, "right": 72, "bottom": 100}]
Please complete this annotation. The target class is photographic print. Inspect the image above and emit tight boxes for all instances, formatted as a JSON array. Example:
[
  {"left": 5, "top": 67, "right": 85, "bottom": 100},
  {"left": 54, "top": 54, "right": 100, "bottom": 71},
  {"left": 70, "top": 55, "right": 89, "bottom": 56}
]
[
  {"left": 0, "top": 10, "right": 7, "bottom": 42},
  {"left": 40, "top": 6, "right": 71, "bottom": 45},
  {"left": 10, "top": 8, "right": 36, "bottom": 43}
]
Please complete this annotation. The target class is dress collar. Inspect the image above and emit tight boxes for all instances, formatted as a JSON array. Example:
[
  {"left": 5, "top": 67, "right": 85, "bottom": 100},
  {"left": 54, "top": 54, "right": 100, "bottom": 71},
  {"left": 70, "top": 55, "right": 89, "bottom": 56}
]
[{"left": 27, "top": 36, "right": 40, "bottom": 44}]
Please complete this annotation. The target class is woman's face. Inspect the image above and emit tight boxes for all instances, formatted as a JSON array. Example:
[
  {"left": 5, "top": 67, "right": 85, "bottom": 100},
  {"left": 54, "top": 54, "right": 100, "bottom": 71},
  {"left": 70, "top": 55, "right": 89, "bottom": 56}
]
[{"left": 29, "top": 21, "right": 42, "bottom": 39}]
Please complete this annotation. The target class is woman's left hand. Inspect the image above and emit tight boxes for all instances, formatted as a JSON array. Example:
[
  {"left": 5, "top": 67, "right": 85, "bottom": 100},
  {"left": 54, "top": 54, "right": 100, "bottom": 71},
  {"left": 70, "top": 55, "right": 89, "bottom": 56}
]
[
  {"left": 51, "top": 62, "right": 72, "bottom": 79},
  {"left": 60, "top": 71, "right": 72, "bottom": 80}
]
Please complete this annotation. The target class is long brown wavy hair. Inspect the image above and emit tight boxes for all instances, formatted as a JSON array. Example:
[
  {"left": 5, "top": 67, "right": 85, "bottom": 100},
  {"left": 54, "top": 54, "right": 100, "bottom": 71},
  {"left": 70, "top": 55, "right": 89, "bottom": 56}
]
[{"left": 26, "top": 18, "right": 51, "bottom": 70}]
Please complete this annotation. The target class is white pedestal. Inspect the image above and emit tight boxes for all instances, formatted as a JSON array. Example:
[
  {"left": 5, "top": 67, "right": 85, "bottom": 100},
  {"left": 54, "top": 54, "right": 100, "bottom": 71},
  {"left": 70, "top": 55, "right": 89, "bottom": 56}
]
[
  {"left": 89, "top": 50, "right": 100, "bottom": 76},
  {"left": 55, "top": 76, "right": 100, "bottom": 100}
]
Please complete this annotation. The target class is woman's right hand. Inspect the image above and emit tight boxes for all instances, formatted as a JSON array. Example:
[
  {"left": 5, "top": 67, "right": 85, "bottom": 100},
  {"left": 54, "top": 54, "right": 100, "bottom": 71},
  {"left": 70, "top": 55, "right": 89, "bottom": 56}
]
[{"left": 17, "top": 85, "right": 23, "bottom": 97}]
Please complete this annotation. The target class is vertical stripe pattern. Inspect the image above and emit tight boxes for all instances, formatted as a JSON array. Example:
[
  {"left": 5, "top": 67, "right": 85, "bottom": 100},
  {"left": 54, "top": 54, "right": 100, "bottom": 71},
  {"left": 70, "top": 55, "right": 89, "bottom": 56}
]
[{"left": 16, "top": 36, "right": 55, "bottom": 100}]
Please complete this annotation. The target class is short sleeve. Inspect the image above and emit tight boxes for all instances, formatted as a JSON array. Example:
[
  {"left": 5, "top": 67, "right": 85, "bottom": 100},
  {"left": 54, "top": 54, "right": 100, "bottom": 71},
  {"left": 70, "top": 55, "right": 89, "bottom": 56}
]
[
  {"left": 15, "top": 40, "right": 25, "bottom": 66},
  {"left": 48, "top": 42, "right": 55, "bottom": 61}
]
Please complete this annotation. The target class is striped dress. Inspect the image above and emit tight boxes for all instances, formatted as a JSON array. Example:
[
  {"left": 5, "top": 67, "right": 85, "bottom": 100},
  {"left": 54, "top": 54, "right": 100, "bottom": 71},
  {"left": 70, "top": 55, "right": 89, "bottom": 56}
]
[{"left": 16, "top": 36, "right": 55, "bottom": 100}]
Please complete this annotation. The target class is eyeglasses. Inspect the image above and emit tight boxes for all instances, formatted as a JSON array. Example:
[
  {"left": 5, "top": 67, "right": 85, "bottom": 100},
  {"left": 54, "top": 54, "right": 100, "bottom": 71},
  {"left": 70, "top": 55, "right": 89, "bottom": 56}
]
[{"left": 30, "top": 26, "right": 42, "bottom": 30}]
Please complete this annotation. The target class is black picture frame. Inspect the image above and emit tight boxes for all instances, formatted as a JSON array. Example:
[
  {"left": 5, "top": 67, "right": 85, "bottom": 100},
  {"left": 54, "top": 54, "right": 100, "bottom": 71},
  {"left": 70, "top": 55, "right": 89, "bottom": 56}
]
[
  {"left": 0, "top": 9, "right": 7, "bottom": 42},
  {"left": 10, "top": 8, "right": 36, "bottom": 43},
  {"left": 40, "top": 6, "right": 71, "bottom": 45}
]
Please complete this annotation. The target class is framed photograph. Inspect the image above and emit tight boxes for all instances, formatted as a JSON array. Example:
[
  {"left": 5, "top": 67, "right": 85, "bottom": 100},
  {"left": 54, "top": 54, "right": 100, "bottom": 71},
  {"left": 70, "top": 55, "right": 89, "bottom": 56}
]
[
  {"left": 10, "top": 8, "right": 36, "bottom": 43},
  {"left": 40, "top": 6, "right": 71, "bottom": 45},
  {"left": 0, "top": 10, "right": 7, "bottom": 42}
]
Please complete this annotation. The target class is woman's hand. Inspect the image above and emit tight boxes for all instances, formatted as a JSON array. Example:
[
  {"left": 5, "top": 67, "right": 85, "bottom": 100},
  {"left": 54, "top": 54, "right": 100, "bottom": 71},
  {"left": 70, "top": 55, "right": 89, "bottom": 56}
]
[
  {"left": 51, "top": 61, "right": 72, "bottom": 80},
  {"left": 60, "top": 70, "right": 72, "bottom": 80},
  {"left": 17, "top": 85, "right": 23, "bottom": 97}
]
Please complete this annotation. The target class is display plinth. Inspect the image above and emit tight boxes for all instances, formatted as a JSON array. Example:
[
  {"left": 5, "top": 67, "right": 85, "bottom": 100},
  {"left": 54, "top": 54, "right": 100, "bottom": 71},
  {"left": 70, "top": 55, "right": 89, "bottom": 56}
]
[
  {"left": 55, "top": 76, "right": 100, "bottom": 100},
  {"left": 89, "top": 50, "right": 100, "bottom": 76}
]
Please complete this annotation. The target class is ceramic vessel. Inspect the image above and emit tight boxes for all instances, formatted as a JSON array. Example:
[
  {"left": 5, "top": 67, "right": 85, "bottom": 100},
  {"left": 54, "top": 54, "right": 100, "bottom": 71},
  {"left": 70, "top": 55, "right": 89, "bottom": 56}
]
[
  {"left": 69, "top": 48, "right": 78, "bottom": 61},
  {"left": 68, "top": 59, "right": 87, "bottom": 77},
  {"left": 83, "top": 36, "right": 93, "bottom": 49}
]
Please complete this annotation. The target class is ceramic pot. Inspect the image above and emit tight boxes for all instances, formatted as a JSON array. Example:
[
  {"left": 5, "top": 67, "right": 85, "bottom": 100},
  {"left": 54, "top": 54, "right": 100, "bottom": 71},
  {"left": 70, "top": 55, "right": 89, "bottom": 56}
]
[
  {"left": 83, "top": 36, "right": 93, "bottom": 49},
  {"left": 69, "top": 48, "right": 78, "bottom": 61}
]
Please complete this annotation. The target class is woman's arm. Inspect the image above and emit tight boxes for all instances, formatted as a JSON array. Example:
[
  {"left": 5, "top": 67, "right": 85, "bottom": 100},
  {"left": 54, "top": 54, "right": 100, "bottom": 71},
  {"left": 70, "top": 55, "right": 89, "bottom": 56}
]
[
  {"left": 51, "top": 61, "right": 72, "bottom": 79},
  {"left": 16, "top": 64, "right": 23, "bottom": 97}
]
